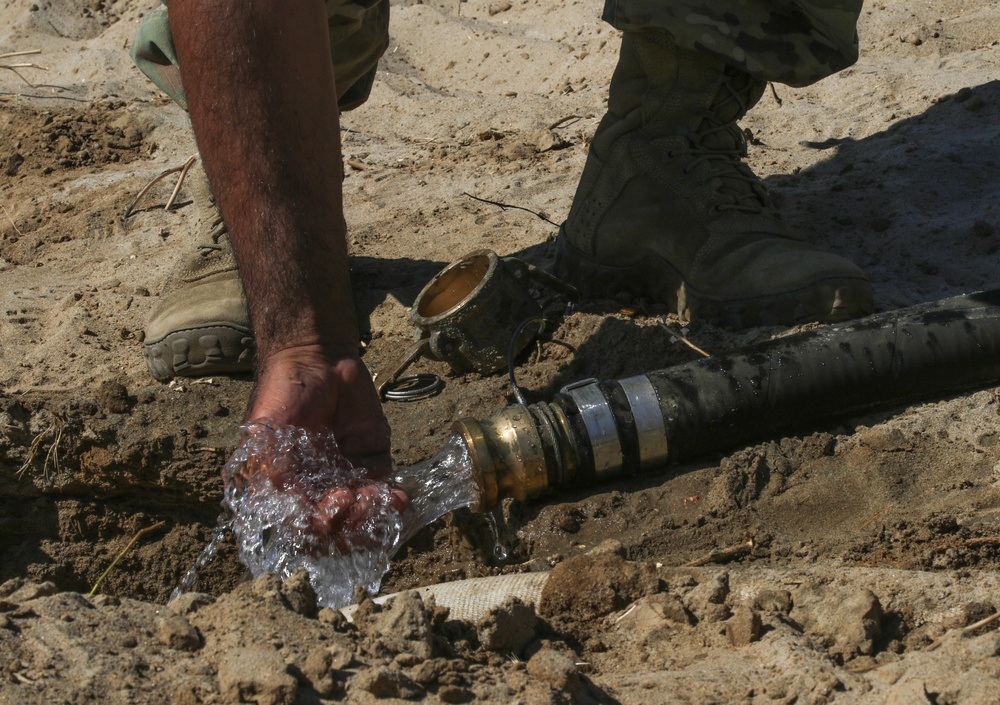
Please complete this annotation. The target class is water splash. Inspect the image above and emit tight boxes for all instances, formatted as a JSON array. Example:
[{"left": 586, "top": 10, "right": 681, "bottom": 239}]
[
  {"left": 198, "top": 422, "right": 479, "bottom": 609},
  {"left": 170, "top": 517, "right": 232, "bottom": 602}
]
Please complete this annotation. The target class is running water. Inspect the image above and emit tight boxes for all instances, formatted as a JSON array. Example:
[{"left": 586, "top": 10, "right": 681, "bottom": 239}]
[
  {"left": 178, "top": 422, "right": 480, "bottom": 609},
  {"left": 170, "top": 519, "right": 231, "bottom": 602}
]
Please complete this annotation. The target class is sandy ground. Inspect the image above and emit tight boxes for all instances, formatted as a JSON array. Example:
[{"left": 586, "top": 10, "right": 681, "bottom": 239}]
[{"left": 2, "top": 0, "right": 1000, "bottom": 703}]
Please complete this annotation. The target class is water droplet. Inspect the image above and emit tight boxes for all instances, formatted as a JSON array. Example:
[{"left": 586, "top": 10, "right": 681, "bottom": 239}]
[{"left": 483, "top": 511, "right": 509, "bottom": 561}]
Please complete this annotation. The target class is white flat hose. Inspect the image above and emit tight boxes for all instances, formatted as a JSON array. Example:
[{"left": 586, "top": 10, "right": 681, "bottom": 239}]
[{"left": 342, "top": 571, "right": 551, "bottom": 622}]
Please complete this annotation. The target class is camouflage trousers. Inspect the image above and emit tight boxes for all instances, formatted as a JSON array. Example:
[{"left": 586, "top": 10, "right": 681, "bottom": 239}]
[
  {"left": 604, "top": 0, "right": 864, "bottom": 87},
  {"left": 130, "top": 0, "right": 861, "bottom": 109},
  {"left": 130, "top": 0, "right": 390, "bottom": 112}
]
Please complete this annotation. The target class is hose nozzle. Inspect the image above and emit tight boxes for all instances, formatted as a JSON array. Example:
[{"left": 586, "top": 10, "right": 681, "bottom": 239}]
[{"left": 453, "top": 402, "right": 578, "bottom": 512}]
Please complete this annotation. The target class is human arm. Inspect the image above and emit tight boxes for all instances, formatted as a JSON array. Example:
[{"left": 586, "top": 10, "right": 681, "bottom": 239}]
[{"left": 168, "top": 0, "right": 402, "bottom": 533}]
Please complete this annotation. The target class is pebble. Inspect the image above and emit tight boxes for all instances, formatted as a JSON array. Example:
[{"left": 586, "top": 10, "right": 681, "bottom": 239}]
[
  {"left": 352, "top": 666, "right": 423, "bottom": 699},
  {"left": 726, "top": 606, "right": 763, "bottom": 646},
  {"left": 526, "top": 649, "right": 581, "bottom": 695},
  {"left": 317, "top": 607, "right": 349, "bottom": 630},
  {"left": 281, "top": 568, "right": 318, "bottom": 618},
  {"left": 218, "top": 647, "right": 297, "bottom": 705},
  {"left": 156, "top": 612, "right": 202, "bottom": 651},
  {"left": 488, "top": 1, "right": 512, "bottom": 16}
]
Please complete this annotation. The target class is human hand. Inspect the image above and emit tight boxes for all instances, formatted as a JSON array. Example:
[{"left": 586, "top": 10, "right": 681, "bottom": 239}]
[{"left": 228, "top": 346, "right": 407, "bottom": 553}]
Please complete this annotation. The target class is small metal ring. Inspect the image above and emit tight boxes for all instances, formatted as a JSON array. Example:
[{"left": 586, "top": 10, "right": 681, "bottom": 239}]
[{"left": 382, "top": 373, "right": 445, "bottom": 402}]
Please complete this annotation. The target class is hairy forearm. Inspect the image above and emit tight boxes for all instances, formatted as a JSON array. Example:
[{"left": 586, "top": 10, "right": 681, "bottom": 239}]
[{"left": 169, "top": 0, "right": 358, "bottom": 363}]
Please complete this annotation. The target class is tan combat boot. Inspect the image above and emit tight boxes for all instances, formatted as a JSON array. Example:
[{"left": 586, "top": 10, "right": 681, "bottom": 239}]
[
  {"left": 555, "top": 31, "right": 873, "bottom": 327},
  {"left": 143, "top": 164, "right": 254, "bottom": 381}
]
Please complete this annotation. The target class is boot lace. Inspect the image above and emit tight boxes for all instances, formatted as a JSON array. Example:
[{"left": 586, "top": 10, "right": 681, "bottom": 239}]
[{"left": 672, "top": 68, "right": 770, "bottom": 215}]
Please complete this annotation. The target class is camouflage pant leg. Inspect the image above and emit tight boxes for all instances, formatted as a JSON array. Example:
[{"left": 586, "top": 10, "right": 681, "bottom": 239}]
[
  {"left": 130, "top": 0, "right": 389, "bottom": 111},
  {"left": 603, "top": 0, "right": 863, "bottom": 87}
]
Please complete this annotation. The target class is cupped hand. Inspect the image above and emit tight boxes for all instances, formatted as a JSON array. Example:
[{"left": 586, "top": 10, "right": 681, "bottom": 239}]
[{"left": 229, "top": 346, "right": 408, "bottom": 553}]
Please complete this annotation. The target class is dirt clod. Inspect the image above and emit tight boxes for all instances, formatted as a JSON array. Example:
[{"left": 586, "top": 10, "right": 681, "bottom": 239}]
[
  {"left": 540, "top": 551, "right": 662, "bottom": 623},
  {"left": 726, "top": 606, "right": 764, "bottom": 646},
  {"left": 2, "top": 1, "right": 1000, "bottom": 703},
  {"left": 526, "top": 648, "right": 581, "bottom": 695},
  {"left": 280, "top": 568, "right": 318, "bottom": 618},
  {"left": 156, "top": 611, "right": 202, "bottom": 651},
  {"left": 790, "top": 585, "right": 884, "bottom": 658},
  {"left": 218, "top": 646, "right": 298, "bottom": 705},
  {"left": 477, "top": 597, "right": 538, "bottom": 655},
  {"left": 352, "top": 666, "right": 423, "bottom": 699}
]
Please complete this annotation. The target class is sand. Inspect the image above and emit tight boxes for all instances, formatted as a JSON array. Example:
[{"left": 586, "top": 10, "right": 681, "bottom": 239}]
[{"left": 2, "top": 0, "right": 1000, "bottom": 703}]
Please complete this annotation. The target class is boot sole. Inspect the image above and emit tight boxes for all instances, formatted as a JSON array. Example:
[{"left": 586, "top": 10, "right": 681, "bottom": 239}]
[
  {"left": 144, "top": 324, "right": 255, "bottom": 382},
  {"left": 554, "top": 229, "right": 873, "bottom": 328}
]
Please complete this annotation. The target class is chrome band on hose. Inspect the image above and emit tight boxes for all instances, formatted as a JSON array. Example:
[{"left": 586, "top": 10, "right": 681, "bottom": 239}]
[
  {"left": 618, "top": 375, "right": 669, "bottom": 469},
  {"left": 563, "top": 381, "right": 622, "bottom": 476}
]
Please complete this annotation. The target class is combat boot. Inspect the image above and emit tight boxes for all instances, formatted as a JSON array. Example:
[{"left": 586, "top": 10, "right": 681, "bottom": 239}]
[
  {"left": 555, "top": 31, "right": 873, "bottom": 327},
  {"left": 143, "top": 163, "right": 254, "bottom": 381}
]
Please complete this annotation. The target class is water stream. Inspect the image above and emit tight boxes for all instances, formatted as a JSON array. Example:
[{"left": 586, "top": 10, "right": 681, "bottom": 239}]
[{"left": 173, "top": 423, "right": 480, "bottom": 609}]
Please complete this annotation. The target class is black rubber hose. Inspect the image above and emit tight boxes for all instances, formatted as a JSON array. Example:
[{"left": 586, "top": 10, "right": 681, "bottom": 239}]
[{"left": 634, "top": 290, "right": 1000, "bottom": 464}]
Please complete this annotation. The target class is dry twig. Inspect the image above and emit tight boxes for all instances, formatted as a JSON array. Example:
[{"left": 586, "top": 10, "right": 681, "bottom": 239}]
[
  {"left": 659, "top": 321, "right": 711, "bottom": 357},
  {"left": 923, "top": 610, "right": 1000, "bottom": 652},
  {"left": 0, "top": 49, "right": 42, "bottom": 60},
  {"left": 859, "top": 503, "right": 893, "bottom": 530},
  {"left": 461, "top": 192, "right": 558, "bottom": 227},
  {"left": 16, "top": 416, "right": 64, "bottom": 481},
  {"left": 683, "top": 539, "right": 754, "bottom": 567},
  {"left": 164, "top": 155, "right": 197, "bottom": 211},
  {"left": 125, "top": 155, "right": 197, "bottom": 218},
  {"left": 1, "top": 203, "right": 24, "bottom": 237},
  {"left": 548, "top": 114, "right": 582, "bottom": 130},
  {"left": 88, "top": 521, "right": 168, "bottom": 597}
]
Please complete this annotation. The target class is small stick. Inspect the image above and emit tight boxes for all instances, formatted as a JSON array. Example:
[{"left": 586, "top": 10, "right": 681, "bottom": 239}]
[
  {"left": 659, "top": 322, "right": 711, "bottom": 357},
  {"left": 923, "top": 610, "right": 1000, "bottom": 652},
  {"left": 683, "top": 539, "right": 754, "bottom": 567},
  {"left": 0, "top": 62, "right": 48, "bottom": 71},
  {"left": 0, "top": 50, "right": 42, "bottom": 59},
  {"left": 1, "top": 203, "right": 24, "bottom": 237},
  {"left": 0, "top": 91, "right": 88, "bottom": 103},
  {"left": 548, "top": 114, "right": 582, "bottom": 130},
  {"left": 859, "top": 503, "right": 893, "bottom": 530},
  {"left": 163, "top": 155, "right": 197, "bottom": 211},
  {"left": 88, "top": 521, "right": 168, "bottom": 597},
  {"left": 768, "top": 82, "right": 783, "bottom": 107},
  {"left": 125, "top": 156, "right": 197, "bottom": 218},
  {"left": 462, "top": 191, "right": 558, "bottom": 227},
  {"left": 42, "top": 418, "right": 63, "bottom": 481},
  {"left": 16, "top": 432, "right": 45, "bottom": 478},
  {"left": 345, "top": 158, "right": 370, "bottom": 171},
  {"left": 614, "top": 604, "right": 638, "bottom": 622}
]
